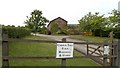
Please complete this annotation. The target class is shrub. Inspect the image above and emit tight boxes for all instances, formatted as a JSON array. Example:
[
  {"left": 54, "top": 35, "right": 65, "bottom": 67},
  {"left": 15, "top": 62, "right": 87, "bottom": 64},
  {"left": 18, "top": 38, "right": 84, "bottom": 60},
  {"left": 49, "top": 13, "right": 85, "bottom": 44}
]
[
  {"left": 92, "top": 29, "right": 111, "bottom": 37},
  {"left": 113, "top": 27, "right": 120, "bottom": 39},
  {"left": 92, "top": 28, "right": 120, "bottom": 39},
  {"left": 101, "top": 29, "right": 111, "bottom": 37},
  {"left": 50, "top": 22, "right": 58, "bottom": 34},
  {"left": 2, "top": 26, "right": 31, "bottom": 38},
  {"left": 83, "top": 32, "right": 92, "bottom": 36},
  {"left": 67, "top": 29, "right": 79, "bottom": 35}
]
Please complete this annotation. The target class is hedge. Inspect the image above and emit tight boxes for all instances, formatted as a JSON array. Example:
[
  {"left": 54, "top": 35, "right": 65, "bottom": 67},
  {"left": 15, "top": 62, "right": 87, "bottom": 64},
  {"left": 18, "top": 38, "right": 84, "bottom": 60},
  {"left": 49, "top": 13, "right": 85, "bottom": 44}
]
[
  {"left": 2, "top": 26, "right": 31, "bottom": 38},
  {"left": 93, "top": 29, "right": 111, "bottom": 37},
  {"left": 112, "top": 28, "right": 120, "bottom": 39},
  {"left": 93, "top": 28, "right": 120, "bottom": 39},
  {"left": 67, "top": 29, "right": 79, "bottom": 35}
]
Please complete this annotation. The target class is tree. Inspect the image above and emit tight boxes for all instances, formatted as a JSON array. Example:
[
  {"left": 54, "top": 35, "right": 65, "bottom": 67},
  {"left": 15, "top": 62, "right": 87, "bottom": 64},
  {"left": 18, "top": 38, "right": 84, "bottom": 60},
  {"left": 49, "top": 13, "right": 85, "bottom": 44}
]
[
  {"left": 24, "top": 9, "right": 49, "bottom": 34},
  {"left": 108, "top": 9, "right": 120, "bottom": 28},
  {"left": 78, "top": 12, "right": 106, "bottom": 36},
  {"left": 60, "top": 25, "right": 68, "bottom": 35},
  {"left": 78, "top": 12, "right": 92, "bottom": 32},
  {"left": 107, "top": 10, "right": 120, "bottom": 38},
  {"left": 67, "top": 24, "right": 79, "bottom": 35},
  {"left": 51, "top": 22, "right": 58, "bottom": 34}
]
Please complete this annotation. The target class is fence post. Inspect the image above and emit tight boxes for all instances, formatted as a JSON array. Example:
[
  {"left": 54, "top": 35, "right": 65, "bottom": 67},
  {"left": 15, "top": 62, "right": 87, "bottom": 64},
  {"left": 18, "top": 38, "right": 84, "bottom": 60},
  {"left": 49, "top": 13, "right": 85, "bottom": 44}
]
[
  {"left": 2, "top": 34, "right": 9, "bottom": 68},
  {"left": 61, "top": 38, "right": 66, "bottom": 68},
  {"left": 86, "top": 41, "right": 89, "bottom": 55},
  {"left": 118, "top": 40, "right": 120, "bottom": 68},
  {"left": 103, "top": 55, "right": 108, "bottom": 66},
  {"left": 109, "top": 31, "right": 114, "bottom": 66},
  {"left": 112, "top": 40, "right": 118, "bottom": 66}
]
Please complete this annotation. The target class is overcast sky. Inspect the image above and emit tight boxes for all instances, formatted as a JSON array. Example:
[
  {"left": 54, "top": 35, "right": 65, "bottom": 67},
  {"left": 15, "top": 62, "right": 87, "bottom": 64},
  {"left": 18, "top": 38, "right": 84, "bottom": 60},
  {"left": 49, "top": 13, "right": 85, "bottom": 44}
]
[{"left": 0, "top": 0, "right": 119, "bottom": 26}]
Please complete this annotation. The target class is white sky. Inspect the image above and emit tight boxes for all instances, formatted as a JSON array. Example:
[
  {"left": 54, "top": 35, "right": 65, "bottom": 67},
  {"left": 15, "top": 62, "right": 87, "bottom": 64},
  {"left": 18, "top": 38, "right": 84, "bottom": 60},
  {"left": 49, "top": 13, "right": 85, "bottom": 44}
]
[{"left": 0, "top": 0, "right": 119, "bottom": 26}]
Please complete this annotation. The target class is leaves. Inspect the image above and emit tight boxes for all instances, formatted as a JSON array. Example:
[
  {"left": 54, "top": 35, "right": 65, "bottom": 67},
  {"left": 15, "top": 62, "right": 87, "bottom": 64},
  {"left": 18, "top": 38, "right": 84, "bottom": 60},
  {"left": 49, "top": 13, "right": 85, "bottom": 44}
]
[
  {"left": 2, "top": 26, "right": 31, "bottom": 38},
  {"left": 51, "top": 22, "right": 58, "bottom": 34},
  {"left": 108, "top": 9, "right": 120, "bottom": 28},
  {"left": 79, "top": 12, "right": 105, "bottom": 32},
  {"left": 24, "top": 9, "right": 49, "bottom": 33},
  {"left": 78, "top": 9, "right": 120, "bottom": 38}
]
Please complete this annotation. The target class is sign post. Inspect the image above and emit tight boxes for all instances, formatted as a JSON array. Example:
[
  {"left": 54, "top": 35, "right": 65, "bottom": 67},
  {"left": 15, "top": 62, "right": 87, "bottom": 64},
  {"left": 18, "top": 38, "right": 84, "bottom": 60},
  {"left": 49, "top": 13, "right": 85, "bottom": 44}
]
[
  {"left": 56, "top": 43, "right": 74, "bottom": 58},
  {"left": 103, "top": 45, "right": 109, "bottom": 55},
  {"left": 103, "top": 44, "right": 110, "bottom": 66},
  {"left": 56, "top": 38, "right": 74, "bottom": 68}
]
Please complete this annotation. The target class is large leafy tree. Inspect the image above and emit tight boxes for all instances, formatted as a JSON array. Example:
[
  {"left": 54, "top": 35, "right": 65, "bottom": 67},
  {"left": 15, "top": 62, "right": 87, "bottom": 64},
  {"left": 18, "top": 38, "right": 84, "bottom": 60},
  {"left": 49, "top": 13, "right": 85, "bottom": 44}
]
[
  {"left": 108, "top": 10, "right": 120, "bottom": 28},
  {"left": 107, "top": 10, "right": 120, "bottom": 38},
  {"left": 78, "top": 12, "right": 93, "bottom": 31},
  {"left": 78, "top": 12, "right": 106, "bottom": 36},
  {"left": 24, "top": 9, "right": 49, "bottom": 33}
]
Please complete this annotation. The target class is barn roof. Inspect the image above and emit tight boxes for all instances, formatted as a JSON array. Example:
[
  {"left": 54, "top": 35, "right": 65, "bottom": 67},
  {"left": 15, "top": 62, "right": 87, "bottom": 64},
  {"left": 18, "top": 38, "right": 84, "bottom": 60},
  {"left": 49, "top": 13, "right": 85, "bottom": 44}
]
[{"left": 47, "top": 17, "right": 67, "bottom": 27}]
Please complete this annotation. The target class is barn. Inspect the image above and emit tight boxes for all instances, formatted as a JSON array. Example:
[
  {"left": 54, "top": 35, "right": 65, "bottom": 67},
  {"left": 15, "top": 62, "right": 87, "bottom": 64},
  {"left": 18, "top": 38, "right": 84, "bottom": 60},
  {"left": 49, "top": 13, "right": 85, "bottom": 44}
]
[{"left": 47, "top": 17, "right": 67, "bottom": 34}]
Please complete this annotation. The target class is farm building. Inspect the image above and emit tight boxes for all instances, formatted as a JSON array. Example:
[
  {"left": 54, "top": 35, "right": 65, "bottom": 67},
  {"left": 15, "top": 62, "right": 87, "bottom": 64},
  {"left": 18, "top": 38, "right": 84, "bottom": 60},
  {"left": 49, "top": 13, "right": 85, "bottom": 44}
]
[{"left": 47, "top": 17, "right": 67, "bottom": 34}]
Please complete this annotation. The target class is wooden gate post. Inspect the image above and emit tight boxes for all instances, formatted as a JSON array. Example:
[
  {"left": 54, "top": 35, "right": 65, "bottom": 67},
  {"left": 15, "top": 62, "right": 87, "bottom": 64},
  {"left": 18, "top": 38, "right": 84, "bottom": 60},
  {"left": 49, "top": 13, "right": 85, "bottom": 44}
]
[
  {"left": 2, "top": 34, "right": 9, "bottom": 68},
  {"left": 113, "top": 40, "right": 120, "bottom": 68},
  {"left": 86, "top": 41, "right": 89, "bottom": 55},
  {"left": 112, "top": 40, "right": 118, "bottom": 66},
  {"left": 61, "top": 38, "right": 66, "bottom": 68},
  {"left": 118, "top": 40, "right": 120, "bottom": 68}
]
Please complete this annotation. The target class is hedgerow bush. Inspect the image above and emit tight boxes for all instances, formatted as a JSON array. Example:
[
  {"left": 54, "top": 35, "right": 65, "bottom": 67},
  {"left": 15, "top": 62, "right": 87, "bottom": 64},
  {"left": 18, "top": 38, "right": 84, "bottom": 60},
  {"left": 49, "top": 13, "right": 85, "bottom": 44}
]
[
  {"left": 93, "top": 29, "right": 111, "bottom": 37},
  {"left": 92, "top": 28, "right": 120, "bottom": 39},
  {"left": 112, "top": 27, "right": 120, "bottom": 39},
  {"left": 2, "top": 26, "right": 31, "bottom": 38},
  {"left": 67, "top": 29, "right": 79, "bottom": 35}
]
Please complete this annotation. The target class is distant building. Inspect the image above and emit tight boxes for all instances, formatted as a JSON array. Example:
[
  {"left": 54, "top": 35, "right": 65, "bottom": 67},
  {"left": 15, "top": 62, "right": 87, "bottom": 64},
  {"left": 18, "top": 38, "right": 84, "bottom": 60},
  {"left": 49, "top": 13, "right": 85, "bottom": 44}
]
[
  {"left": 68, "top": 24, "right": 79, "bottom": 29},
  {"left": 47, "top": 17, "right": 67, "bottom": 34},
  {"left": 118, "top": 1, "right": 120, "bottom": 11}
]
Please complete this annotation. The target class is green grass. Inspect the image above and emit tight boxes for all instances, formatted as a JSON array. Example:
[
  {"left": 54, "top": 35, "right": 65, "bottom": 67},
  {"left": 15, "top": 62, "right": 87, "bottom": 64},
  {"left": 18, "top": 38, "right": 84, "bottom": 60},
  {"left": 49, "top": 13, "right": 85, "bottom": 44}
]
[
  {"left": 23, "top": 35, "right": 54, "bottom": 41},
  {"left": 70, "top": 35, "right": 112, "bottom": 43},
  {"left": 9, "top": 35, "right": 100, "bottom": 66}
]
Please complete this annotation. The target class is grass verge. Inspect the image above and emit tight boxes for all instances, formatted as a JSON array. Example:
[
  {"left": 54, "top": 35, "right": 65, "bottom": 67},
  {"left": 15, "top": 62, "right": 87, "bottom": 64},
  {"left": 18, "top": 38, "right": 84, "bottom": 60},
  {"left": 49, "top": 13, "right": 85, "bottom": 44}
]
[
  {"left": 69, "top": 35, "right": 112, "bottom": 43},
  {"left": 9, "top": 35, "right": 100, "bottom": 66},
  {"left": 23, "top": 35, "right": 54, "bottom": 41}
]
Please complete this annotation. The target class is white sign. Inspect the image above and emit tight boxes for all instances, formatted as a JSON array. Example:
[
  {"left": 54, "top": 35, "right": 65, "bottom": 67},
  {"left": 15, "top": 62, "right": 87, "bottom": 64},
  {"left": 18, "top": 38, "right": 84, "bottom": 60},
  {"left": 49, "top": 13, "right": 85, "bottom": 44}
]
[
  {"left": 56, "top": 43, "right": 74, "bottom": 58},
  {"left": 103, "top": 45, "right": 109, "bottom": 55}
]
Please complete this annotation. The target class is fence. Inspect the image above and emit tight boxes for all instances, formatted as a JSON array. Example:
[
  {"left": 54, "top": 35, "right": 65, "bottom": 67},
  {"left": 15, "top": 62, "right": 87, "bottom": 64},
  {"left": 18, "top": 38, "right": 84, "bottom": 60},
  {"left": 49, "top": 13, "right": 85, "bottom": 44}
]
[{"left": 2, "top": 34, "right": 120, "bottom": 68}]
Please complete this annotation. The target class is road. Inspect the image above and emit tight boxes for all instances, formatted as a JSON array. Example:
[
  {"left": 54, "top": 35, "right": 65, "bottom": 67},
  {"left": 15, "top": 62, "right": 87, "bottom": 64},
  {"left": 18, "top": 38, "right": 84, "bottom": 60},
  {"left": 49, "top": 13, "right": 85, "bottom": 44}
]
[{"left": 35, "top": 34, "right": 103, "bottom": 56}]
